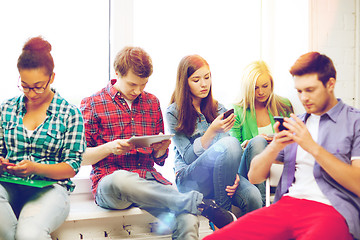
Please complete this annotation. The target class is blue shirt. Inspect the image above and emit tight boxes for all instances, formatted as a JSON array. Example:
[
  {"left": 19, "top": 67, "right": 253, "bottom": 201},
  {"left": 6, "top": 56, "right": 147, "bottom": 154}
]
[
  {"left": 275, "top": 99, "right": 360, "bottom": 239},
  {"left": 166, "top": 102, "right": 229, "bottom": 173}
]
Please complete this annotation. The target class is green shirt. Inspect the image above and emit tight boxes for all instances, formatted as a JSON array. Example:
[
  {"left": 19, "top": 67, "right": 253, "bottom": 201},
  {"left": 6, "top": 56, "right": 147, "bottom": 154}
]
[
  {"left": 0, "top": 90, "right": 86, "bottom": 192},
  {"left": 230, "top": 99, "right": 292, "bottom": 144}
]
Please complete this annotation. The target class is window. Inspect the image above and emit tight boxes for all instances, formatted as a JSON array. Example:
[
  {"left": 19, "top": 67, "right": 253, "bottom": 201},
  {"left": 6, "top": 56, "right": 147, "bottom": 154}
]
[
  {"left": 133, "top": 0, "right": 261, "bottom": 110},
  {"left": 128, "top": 0, "right": 308, "bottom": 182},
  {"left": 1, "top": 1, "right": 308, "bottom": 182},
  {"left": 0, "top": 0, "right": 109, "bottom": 179},
  {"left": 0, "top": 0, "right": 109, "bottom": 106}
]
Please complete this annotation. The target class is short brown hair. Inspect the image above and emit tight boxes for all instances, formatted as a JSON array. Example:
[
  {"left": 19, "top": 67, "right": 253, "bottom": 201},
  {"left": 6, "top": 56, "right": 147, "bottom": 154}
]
[
  {"left": 289, "top": 52, "right": 336, "bottom": 86},
  {"left": 113, "top": 46, "right": 153, "bottom": 78}
]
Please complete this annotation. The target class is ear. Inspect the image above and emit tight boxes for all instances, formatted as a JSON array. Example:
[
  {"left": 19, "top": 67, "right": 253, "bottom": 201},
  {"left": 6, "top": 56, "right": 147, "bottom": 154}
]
[
  {"left": 50, "top": 72, "right": 55, "bottom": 84},
  {"left": 326, "top": 77, "right": 336, "bottom": 91}
]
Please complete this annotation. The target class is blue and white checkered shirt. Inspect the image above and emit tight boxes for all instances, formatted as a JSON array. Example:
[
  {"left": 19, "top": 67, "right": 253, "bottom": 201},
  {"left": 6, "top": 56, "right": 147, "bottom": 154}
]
[{"left": 0, "top": 89, "right": 86, "bottom": 192}]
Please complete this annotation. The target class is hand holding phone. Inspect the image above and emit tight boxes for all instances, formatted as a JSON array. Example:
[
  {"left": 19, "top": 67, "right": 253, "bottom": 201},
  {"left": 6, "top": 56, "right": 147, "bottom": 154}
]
[
  {"left": 223, "top": 109, "right": 234, "bottom": 120},
  {"left": 2, "top": 162, "right": 16, "bottom": 167},
  {"left": 0, "top": 157, "right": 16, "bottom": 168},
  {"left": 274, "top": 116, "right": 288, "bottom": 131}
]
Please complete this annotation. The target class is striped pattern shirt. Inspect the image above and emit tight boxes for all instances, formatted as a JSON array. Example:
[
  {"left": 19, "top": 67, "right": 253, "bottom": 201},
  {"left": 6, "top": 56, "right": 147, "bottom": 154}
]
[
  {"left": 80, "top": 80, "right": 171, "bottom": 196},
  {"left": 0, "top": 90, "right": 86, "bottom": 192}
]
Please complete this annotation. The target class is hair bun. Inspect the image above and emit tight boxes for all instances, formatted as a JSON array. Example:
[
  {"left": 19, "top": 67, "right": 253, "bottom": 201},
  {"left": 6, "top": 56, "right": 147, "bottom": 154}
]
[{"left": 23, "top": 36, "right": 52, "bottom": 53}]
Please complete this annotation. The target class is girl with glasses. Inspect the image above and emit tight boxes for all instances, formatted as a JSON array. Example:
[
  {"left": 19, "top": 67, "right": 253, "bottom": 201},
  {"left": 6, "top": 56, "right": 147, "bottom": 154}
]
[{"left": 0, "top": 36, "right": 86, "bottom": 240}]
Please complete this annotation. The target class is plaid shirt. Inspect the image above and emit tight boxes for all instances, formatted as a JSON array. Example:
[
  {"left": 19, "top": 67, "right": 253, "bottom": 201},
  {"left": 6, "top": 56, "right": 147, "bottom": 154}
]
[
  {"left": 80, "top": 80, "right": 171, "bottom": 196},
  {"left": 0, "top": 90, "right": 86, "bottom": 192}
]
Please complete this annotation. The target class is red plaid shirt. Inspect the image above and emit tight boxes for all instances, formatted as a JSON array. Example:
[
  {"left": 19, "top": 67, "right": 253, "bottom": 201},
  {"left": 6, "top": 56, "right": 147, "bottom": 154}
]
[{"left": 80, "top": 79, "right": 171, "bottom": 196}]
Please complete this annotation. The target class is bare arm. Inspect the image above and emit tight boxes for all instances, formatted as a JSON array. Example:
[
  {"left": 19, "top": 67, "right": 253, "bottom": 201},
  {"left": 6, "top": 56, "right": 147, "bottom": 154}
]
[
  {"left": 3, "top": 159, "right": 76, "bottom": 180},
  {"left": 248, "top": 122, "right": 294, "bottom": 184},
  {"left": 82, "top": 140, "right": 134, "bottom": 166},
  {"left": 311, "top": 146, "right": 360, "bottom": 197}
]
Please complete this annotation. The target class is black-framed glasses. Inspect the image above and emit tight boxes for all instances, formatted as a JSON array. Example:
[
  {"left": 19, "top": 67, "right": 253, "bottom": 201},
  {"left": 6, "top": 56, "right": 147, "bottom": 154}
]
[{"left": 17, "top": 75, "right": 52, "bottom": 94}]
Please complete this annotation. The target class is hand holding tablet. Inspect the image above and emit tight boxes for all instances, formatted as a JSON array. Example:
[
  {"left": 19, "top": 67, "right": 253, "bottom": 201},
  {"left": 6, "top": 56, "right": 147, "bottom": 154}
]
[{"left": 127, "top": 134, "right": 175, "bottom": 148}]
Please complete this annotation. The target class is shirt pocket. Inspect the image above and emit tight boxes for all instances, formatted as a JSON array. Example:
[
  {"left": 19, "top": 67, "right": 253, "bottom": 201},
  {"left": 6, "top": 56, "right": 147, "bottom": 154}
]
[
  {"left": 2, "top": 121, "right": 24, "bottom": 153},
  {"left": 3, "top": 121, "right": 17, "bottom": 133},
  {"left": 327, "top": 142, "right": 352, "bottom": 164},
  {"left": 42, "top": 127, "right": 65, "bottom": 155}
]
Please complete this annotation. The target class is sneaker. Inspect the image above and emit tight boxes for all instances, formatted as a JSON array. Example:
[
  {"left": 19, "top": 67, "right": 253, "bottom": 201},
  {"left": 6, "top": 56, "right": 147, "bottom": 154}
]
[{"left": 198, "top": 199, "right": 236, "bottom": 229}]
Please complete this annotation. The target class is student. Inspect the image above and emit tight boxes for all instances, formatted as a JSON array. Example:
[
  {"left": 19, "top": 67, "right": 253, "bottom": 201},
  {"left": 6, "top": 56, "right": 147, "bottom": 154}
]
[
  {"left": 80, "top": 47, "right": 236, "bottom": 239},
  {"left": 0, "top": 36, "right": 86, "bottom": 240},
  {"left": 230, "top": 60, "right": 293, "bottom": 205},
  {"left": 166, "top": 55, "right": 262, "bottom": 218},
  {"left": 203, "top": 52, "right": 360, "bottom": 240}
]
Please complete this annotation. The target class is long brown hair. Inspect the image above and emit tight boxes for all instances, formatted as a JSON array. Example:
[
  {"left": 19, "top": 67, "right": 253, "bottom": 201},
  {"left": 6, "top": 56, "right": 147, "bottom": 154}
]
[{"left": 170, "top": 55, "right": 218, "bottom": 136}]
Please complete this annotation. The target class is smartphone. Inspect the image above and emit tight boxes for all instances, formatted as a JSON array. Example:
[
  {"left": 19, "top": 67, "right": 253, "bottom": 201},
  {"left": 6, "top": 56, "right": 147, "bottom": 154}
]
[
  {"left": 274, "top": 116, "right": 288, "bottom": 131},
  {"left": 2, "top": 162, "right": 16, "bottom": 167},
  {"left": 223, "top": 109, "right": 234, "bottom": 119}
]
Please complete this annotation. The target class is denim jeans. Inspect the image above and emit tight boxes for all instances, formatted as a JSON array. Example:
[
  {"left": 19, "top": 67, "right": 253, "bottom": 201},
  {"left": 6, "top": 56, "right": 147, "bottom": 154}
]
[
  {"left": 239, "top": 136, "right": 268, "bottom": 206},
  {"left": 176, "top": 136, "right": 262, "bottom": 215},
  {"left": 95, "top": 170, "right": 203, "bottom": 240},
  {"left": 0, "top": 183, "right": 70, "bottom": 240}
]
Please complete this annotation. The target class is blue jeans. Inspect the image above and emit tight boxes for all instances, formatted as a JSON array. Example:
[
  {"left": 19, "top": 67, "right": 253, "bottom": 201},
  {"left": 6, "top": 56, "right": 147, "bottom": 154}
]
[
  {"left": 0, "top": 183, "right": 70, "bottom": 240},
  {"left": 95, "top": 170, "right": 203, "bottom": 240},
  {"left": 239, "top": 136, "right": 268, "bottom": 206},
  {"left": 176, "top": 136, "right": 262, "bottom": 216}
]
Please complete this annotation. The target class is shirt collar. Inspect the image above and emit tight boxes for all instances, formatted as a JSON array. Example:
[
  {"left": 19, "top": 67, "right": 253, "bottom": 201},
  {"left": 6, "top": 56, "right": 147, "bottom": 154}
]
[
  {"left": 16, "top": 88, "right": 59, "bottom": 116},
  {"left": 106, "top": 79, "right": 143, "bottom": 102},
  {"left": 106, "top": 79, "right": 120, "bottom": 100},
  {"left": 303, "top": 98, "right": 343, "bottom": 123},
  {"left": 46, "top": 89, "right": 61, "bottom": 115}
]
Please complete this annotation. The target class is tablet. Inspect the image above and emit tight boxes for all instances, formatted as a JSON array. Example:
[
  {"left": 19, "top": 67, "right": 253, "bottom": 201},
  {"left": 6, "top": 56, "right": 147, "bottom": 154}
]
[
  {"left": 0, "top": 175, "right": 57, "bottom": 188},
  {"left": 127, "top": 134, "right": 175, "bottom": 148}
]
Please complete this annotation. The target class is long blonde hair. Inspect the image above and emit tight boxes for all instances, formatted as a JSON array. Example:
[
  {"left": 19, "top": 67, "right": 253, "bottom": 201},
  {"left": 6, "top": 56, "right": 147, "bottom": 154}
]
[{"left": 235, "top": 60, "right": 293, "bottom": 125}]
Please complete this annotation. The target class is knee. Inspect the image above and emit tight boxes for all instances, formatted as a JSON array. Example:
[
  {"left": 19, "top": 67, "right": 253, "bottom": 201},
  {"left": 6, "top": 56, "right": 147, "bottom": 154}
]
[
  {"left": 238, "top": 177, "right": 262, "bottom": 210},
  {"left": 0, "top": 230, "right": 15, "bottom": 240},
  {"left": 245, "top": 185, "right": 262, "bottom": 210},
  {"left": 223, "top": 136, "right": 242, "bottom": 149},
  {"left": 110, "top": 171, "right": 133, "bottom": 193},
  {"left": 247, "top": 185, "right": 262, "bottom": 202},
  {"left": 248, "top": 136, "right": 268, "bottom": 151},
  {"left": 174, "top": 213, "right": 199, "bottom": 238},
  {"left": 217, "top": 136, "right": 242, "bottom": 159},
  {"left": 16, "top": 226, "right": 49, "bottom": 240}
]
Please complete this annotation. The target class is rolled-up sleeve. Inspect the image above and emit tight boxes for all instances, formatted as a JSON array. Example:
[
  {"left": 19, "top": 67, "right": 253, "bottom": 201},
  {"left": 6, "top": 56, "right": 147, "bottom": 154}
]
[{"left": 62, "top": 108, "right": 86, "bottom": 174}]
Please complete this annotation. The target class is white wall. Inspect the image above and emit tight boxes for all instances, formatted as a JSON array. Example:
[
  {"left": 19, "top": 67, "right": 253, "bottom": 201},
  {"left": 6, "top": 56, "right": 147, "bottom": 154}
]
[
  {"left": 309, "top": 0, "right": 360, "bottom": 107},
  {"left": 105, "top": 0, "right": 360, "bottom": 182}
]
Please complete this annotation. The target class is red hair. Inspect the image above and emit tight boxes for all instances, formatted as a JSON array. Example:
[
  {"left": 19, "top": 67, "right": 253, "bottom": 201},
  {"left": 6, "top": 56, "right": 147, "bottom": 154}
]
[{"left": 289, "top": 52, "right": 336, "bottom": 86}]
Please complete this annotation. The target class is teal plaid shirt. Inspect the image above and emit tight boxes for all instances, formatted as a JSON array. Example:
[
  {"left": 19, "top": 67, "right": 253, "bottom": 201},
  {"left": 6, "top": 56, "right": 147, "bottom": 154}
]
[{"left": 0, "top": 89, "right": 86, "bottom": 192}]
